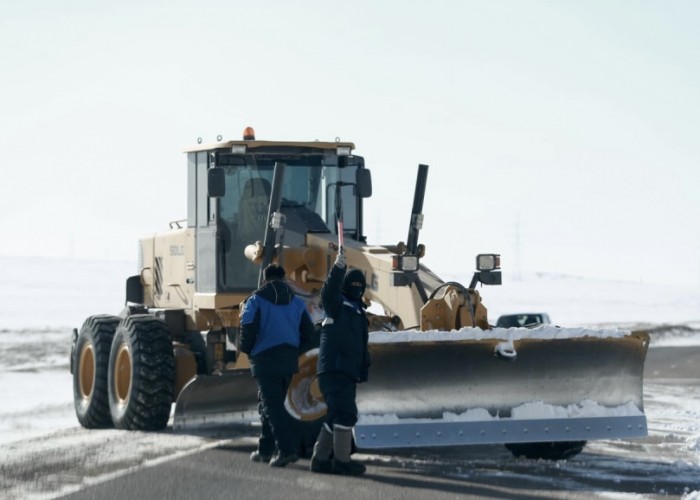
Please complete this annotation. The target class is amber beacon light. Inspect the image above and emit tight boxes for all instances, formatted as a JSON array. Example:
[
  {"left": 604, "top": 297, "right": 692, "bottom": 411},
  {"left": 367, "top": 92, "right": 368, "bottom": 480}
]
[{"left": 243, "top": 127, "right": 256, "bottom": 140}]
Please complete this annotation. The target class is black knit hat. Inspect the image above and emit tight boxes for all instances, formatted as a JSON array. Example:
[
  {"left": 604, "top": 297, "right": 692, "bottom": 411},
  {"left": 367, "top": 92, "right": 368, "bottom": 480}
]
[
  {"left": 264, "top": 264, "right": 285, "bottom": 281},
  {"left": 343, "top": 269, "right": 366, "bottom": 290}
]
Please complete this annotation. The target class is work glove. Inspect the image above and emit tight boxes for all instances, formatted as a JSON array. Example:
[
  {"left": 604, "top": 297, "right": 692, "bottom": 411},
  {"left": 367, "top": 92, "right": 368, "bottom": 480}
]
[{"left": 335, "top": 246, "right": 346, "bottom": 268}]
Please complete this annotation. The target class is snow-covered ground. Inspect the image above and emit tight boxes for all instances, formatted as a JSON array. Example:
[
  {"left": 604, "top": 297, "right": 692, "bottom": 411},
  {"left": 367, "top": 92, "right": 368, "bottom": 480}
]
[
  {"left": 0, "top": 257, "right": 135, "bottom": 445},
  {"left": 1, "top": 256, "right": 700, "bottom": 498}
]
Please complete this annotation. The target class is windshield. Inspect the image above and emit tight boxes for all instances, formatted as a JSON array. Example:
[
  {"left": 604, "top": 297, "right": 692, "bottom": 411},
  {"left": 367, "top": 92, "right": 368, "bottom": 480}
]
[{"left": 216, "top": 153, "right": 359, "bottom": 291}]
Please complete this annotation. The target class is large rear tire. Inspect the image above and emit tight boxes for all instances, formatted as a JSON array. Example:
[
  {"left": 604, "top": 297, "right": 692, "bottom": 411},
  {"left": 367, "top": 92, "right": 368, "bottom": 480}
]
[
  {"left": 73, "top": 315, "right": 121, "bottom": 428},
  {"left": 108, "top": 315, "right": 175, "bottom": 430},
  {"left": 505, "top": 440, "right": 586, "bottom": 460}
]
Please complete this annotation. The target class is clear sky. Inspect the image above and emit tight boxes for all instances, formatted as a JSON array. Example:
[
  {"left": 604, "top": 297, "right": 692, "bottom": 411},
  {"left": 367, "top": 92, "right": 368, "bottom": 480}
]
[{"left": 1, "top": 1, "right": 699, "bottom": 288}]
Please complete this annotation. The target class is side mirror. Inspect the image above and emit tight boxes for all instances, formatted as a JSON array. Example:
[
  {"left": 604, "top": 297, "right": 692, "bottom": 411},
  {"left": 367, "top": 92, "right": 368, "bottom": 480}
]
[
  {"left": 356, "top": 169, "right": 372, "bottom": 198},
  {"left": 208, "top": 167, "right": 225, "bottom": 198},
  {"left": 125, "top": 275, "right": 143, "bottom": 304}
]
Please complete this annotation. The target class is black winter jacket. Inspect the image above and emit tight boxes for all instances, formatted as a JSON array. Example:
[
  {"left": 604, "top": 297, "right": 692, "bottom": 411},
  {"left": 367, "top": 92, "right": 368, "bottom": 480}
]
[
  {"left": 240, "top": 280, "right": 315, "bottom": 378},
  {"left": 317, "top": 265, "right": 370, "bottom": 382}
]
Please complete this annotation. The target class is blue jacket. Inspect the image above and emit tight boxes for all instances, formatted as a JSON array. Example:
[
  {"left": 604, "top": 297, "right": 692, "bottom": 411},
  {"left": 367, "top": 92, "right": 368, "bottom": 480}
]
[
  {"left": 240, "top": 280, "right": 315, "bottom": 377},
  {"left": 317, "top": 265, "right": 370, "bottom": 382}
]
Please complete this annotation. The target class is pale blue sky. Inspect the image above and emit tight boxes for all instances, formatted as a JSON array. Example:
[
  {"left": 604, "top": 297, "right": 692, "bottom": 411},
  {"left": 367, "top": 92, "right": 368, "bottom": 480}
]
[{"left": 1, "top": 1, "right": 699, "bottom": 287}]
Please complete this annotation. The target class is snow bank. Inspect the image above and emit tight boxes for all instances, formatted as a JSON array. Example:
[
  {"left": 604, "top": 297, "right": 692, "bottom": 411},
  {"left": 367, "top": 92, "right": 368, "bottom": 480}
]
[
  {"left": 357, "top": 400, "right": 643, "bottom": 424},
  {"left": 0, "top": 256, "right": 136, "bottom": 330},
  {"left": 369, "top": 325, "right": 630, "bottom": 343}
]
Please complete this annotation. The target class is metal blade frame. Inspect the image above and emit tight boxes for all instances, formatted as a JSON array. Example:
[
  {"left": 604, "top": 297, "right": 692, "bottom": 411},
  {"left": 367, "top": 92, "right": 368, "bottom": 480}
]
[{"left": 355, "top": 415, "right": 648, "bottom": 449}]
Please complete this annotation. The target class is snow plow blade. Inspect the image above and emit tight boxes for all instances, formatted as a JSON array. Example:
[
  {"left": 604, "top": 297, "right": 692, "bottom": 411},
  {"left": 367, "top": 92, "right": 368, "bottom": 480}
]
[
  {"left": 173, "top": 327, "right": 649, "bottom": 452},
  {"left": 287, "top": 327, "right": 650, "bottom": 450},
  {"left": 173, "top": 370, "right": 260, "bottom": 432},
  {"left": 355, "top": 328, "right": 650, "bottom": 449},
  {"left": 173, "top": 350, "right": 325, "bottom": 434}
]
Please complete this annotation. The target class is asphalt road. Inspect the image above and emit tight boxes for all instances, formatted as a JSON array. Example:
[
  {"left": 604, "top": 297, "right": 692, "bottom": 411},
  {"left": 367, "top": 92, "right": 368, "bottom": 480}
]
[{"left": 57, "top": 441, "right": 560, "bottom": 500}]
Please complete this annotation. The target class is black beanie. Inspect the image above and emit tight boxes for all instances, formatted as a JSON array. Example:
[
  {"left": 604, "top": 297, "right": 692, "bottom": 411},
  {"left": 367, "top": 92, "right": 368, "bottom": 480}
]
[{"left": 264, "top": 264, "right": 285, "bottom": 281}]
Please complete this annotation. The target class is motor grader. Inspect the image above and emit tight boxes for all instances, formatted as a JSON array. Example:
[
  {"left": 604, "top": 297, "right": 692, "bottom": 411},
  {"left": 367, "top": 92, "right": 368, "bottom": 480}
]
[{"left": 71, "top": 127, "right": 649, "bottom": 460}]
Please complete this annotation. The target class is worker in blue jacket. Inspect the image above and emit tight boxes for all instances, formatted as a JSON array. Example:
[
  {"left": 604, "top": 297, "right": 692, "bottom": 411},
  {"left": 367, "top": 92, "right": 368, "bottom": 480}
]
[
  {"left": 240, "top": 264, "right": 315, "bottom": 467},
  {"left": 310, "top": 249, "right": 369, "bottom": 476}
]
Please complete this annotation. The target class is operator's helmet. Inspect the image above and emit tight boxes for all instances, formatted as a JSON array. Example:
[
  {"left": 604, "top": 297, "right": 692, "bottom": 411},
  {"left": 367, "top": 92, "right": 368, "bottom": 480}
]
[{"left": 343, "top": 269, "right": 366, "bottom": 302}]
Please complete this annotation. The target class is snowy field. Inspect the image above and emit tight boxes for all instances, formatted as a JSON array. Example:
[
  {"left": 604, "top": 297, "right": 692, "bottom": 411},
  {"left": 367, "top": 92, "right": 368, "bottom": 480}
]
[{"left": 1, "top": 256, "right": 700, "bottom": 499}]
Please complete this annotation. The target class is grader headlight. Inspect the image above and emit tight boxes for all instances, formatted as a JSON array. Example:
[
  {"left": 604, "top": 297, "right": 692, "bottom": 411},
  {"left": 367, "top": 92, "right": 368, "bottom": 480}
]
[
  {"left": 476, "top": 254, "right": 501, "bottom": 272},
  {"left": 391, "top": 255, "right": 419, "bottom": 272},
  {"left": 401, "top": 255, "right": 419, "bottom": 272},
  {"left": 470, "top": 254, "right": 502, "bottom": 288}
]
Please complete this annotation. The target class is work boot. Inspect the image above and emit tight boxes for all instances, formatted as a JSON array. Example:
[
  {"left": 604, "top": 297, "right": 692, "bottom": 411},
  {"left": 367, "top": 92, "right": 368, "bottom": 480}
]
[
  {"left": 250, "top": 450, "right": 272, "bottom": 463},
  {"left": 332, "top": 458, "right": 366, "bottom": 476},
  {"left": 310, "top": 423, "right": 333, "bottom": 474},
  {"left": 269, "top": 451, "right": 298, "bottom": 468},
  {"left": 332, "top": 424, "right": 366, "bottom": 476}
]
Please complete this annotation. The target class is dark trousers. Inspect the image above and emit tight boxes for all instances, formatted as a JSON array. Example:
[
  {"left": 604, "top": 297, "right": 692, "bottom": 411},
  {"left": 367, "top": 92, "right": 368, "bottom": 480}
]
[
  {"left": 319, "top": 372, "right": 358, "bottom": 428},
  {"left": 256, "top": 374, "right": 294, "bottom": 456}
]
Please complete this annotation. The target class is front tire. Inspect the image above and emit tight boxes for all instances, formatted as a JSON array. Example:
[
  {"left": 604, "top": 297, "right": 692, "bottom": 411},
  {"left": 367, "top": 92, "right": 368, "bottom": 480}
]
[
  {"left": 73, "top": 315, "right": 120, "bottom": 428},
  {"left": 108, "top": 315, "right": 175, "bottom": 430},
  {"left": 505, "top": 441, "right": 587, "bottom": 460}
]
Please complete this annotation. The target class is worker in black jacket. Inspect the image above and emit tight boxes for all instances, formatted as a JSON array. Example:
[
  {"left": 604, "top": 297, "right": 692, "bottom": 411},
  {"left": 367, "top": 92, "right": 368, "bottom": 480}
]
[
  {"left": 310, "top": 249, "right": 369, "bottom": 476},
  {"left": 240, "top": 264, "right": 315, "bottom": 467}
]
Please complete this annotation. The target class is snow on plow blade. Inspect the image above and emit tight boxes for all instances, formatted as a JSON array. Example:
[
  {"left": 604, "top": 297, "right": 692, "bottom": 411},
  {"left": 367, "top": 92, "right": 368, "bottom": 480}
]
[{"left": 352, "top": 327, "right": 650, "bottom": 449}]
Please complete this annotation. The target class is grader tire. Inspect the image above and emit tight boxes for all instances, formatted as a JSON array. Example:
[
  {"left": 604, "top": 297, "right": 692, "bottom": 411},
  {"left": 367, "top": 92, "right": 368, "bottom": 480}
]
[
  {"left": 73, "top": 315, "right": 121, "bottom": 428},
  {"left": 505, "top": 440, "right": 587, "bottom": 460},
  {"left": 108, "top": 315, "right": 175, "bottom": 430}
]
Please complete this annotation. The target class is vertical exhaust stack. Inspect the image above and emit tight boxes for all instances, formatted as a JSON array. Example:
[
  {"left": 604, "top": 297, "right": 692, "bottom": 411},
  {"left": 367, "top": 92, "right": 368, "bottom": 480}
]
[
  {"left": 257, "top": 162, "right": 286, "bottom": 286},
  {"left": 391, "top": 165, "right": 430, "bottom": 302},
  {"left": 406, "top": 164, "right": 428, "bottom": 257},
  {"left": 407, "top": 164, "right": 429, "bottom": 303}
]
